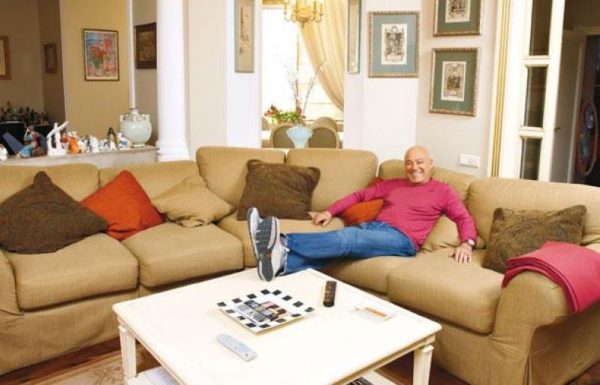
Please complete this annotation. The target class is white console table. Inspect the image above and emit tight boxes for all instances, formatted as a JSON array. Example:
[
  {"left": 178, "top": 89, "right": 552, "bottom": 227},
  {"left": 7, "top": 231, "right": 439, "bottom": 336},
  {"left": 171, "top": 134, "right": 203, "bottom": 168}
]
[{"left": 0, "top": 146, "right": 158, "bottom": 168}]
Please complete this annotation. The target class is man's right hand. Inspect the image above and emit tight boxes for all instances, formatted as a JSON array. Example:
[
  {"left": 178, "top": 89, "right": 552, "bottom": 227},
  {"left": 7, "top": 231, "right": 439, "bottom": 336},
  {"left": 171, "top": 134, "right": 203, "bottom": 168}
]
[{"left": 313, "top": 211, "right": 333, "bottom": 227}]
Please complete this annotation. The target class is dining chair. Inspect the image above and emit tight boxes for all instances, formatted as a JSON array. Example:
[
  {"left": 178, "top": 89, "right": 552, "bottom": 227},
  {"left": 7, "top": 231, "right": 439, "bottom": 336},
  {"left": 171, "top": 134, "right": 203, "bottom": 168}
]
[
  {"left": 270, "top": 123, "right": 295, "bottom": 148},
  {"left": 312, "top": 116, "right": 340, "bottom": 132},
  {"left": 308, "top": 124, "right": 340, "bottom": 148}
]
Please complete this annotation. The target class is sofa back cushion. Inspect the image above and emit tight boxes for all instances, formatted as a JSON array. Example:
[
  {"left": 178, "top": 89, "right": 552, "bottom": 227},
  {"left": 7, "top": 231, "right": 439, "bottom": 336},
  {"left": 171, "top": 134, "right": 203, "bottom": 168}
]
[
  {"left": 196, "top": 146, "right": 286, "bottom": 206},
  {"left": 378, "top": 160, "right": 478, "bottom": 251},
  {"left": 99, "top": 161, "right": 199, "bottom": 199},
  {"left": 0, "top": 164, "right": 99, "bottom": 204},
  {"left": 286, "top": 148, "right": 378, "bottom": 211},
  {"left": 378, "top": 159, "right": 475, "bottom": 201},
  {"left": 468, "top": 177, "right": 600, "bottom": 245}
]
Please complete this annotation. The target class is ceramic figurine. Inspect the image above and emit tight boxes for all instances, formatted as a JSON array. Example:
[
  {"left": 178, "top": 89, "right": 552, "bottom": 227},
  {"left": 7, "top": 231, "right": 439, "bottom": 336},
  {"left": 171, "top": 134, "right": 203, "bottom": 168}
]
[
  {"left": 106, "top": 127, "right": 118, "bottom": 151},
  {"left": 0, "top": 144, "right": 8, "bottom": 161},
  {"left": 46, "top": 121, "right": 68, "bottom": 156},
  {"left": 117, "top": 132, "right": 132, "bottom": 149},
  {"left": 89, "top": 136, "right": 100, "bottom": 153},
  {"left": 17, "top": 125, "right": 46, "bottom": 158}
]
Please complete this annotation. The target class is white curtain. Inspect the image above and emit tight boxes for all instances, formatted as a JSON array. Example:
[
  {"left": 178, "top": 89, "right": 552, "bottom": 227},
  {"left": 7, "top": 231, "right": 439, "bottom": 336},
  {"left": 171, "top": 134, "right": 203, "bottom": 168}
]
[{"left": 299, "top": 0, "right": 345, "bottom": 111}]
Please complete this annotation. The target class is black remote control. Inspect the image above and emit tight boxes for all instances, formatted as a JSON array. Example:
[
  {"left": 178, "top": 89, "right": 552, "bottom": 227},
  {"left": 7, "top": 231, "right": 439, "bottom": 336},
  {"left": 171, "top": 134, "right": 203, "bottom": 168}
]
[{"left": 323, "top": 280, "right": 337, "bottom": 307}]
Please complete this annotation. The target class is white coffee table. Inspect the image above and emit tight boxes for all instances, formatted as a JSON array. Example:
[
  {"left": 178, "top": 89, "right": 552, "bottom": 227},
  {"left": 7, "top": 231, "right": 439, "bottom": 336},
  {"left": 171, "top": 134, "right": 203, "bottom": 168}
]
[{"left": 113, "top": 269, "right": 441, "bottom": 385}]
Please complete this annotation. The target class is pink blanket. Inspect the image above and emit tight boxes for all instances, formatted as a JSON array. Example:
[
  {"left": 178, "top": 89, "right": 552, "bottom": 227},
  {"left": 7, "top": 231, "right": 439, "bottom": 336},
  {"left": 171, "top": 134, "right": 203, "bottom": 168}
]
[{"left": 502, "top": 241, "right": 600, "bottom": 313}]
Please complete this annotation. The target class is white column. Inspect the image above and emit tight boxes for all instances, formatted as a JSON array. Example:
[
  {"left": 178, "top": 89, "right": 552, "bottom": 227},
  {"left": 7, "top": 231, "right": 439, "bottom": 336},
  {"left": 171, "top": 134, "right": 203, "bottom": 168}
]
[
  {"left": 127, "top": 0, "right": 136, "bottom": 109},
  {"left": 156, "top": 0, "right": 190, "bottom": 161}
]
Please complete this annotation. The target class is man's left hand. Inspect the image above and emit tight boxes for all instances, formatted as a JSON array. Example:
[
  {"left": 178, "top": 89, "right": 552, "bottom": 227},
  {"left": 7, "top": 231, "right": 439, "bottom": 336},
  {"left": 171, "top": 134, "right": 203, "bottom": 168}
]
[{"left": 452, "top": 242, "right": 472, "bottom": 264}]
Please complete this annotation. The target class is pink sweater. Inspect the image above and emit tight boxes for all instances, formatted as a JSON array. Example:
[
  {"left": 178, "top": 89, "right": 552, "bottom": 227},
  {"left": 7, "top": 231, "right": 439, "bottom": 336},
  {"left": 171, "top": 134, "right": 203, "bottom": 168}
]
[{"left": 327, "top": 178, "right": 477, "bottom": 250}]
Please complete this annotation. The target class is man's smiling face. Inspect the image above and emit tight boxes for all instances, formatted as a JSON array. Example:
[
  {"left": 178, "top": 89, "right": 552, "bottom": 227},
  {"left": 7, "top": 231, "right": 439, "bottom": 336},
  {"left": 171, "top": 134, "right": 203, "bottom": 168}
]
[{"left": 404, "top": 146, "right": 433, "bottom": 185}]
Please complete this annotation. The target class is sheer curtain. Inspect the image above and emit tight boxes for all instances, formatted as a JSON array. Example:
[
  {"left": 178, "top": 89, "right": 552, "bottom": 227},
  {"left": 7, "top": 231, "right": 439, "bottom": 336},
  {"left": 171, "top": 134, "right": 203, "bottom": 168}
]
[{"left": 299, "top": 0, "right": 345, "bottom": 111}]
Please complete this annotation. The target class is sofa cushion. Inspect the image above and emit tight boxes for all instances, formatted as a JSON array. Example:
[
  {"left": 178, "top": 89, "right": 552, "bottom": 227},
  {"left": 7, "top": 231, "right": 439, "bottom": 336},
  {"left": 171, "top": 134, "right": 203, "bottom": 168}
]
[
  {"left": 122, "top": 223, "right": 244, "bottom": 287},
  {"left": 151, "top": 175, "right": 234, "bottom": 227},
  {"left": 0, "top": 163, "right": 99, "bottom": 204},
  {"left": 5, "top": 234, "right": 138, "bottom": 310},
  {"left": 100, "top": 161, "right": 200, "bottom": 199},
  {"left": 339, "top": 177, "right": 384, "bottom": 226},
  {"left": 196, "top": 147, "right": 286, "bottom": 206},
  {"left": 237, "top": 160, "right": 320, "bottom": 220},
  {"left": 468, "top": 177, "right": 600, "bottom": 245},
  {"left": 286, "top": 149, "right": 378, "bottom": 211},
  {"left": 218, "top": 212, "right": 345, "bottom": 267},
  {"left": 378, "top": 160, "right": 478, "bottom": 251},
  {"left": 387, "top": 249, "right": 502, "bottom": 334},
  {"left": 378, "top": 160, "right": 476, "bottom": 201},
  {"left": 325, "top": 256, "right": 415, "bottom": 293},
  {"left": 82, "top": 171, "right": 163, "bottom": 240},
  {"left": 484, "top": 205, "right": 586, "bottom": 273},
  {"left": 0, "top": 172, "right": 107, "bottom": 254}
]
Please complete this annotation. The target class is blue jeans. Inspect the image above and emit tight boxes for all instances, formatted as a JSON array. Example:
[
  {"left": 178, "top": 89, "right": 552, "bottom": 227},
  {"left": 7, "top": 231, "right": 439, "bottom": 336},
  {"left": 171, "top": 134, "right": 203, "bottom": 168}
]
[{"left": 283, "top": 221, "right": 416, "bottom": 274}]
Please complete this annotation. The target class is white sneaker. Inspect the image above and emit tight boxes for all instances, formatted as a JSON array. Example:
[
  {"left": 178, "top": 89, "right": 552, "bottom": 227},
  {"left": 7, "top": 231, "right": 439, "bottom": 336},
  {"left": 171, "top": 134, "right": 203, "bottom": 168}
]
[
  {"left": 247, "top": 207, "right": 262, "bottom": 258},
  {"left": 252, "top": 216, "right": 287, "bottom": 281}
]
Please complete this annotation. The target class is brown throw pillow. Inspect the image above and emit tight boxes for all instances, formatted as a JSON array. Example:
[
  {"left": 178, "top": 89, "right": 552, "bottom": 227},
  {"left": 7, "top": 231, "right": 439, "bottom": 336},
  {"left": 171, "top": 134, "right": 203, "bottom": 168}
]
[
  {"left": 483, "top": 205, "right": 586, "bottom": 273},
  {"left": 237, "top": 159, "right": 320, "bottom": 220},
  {"left": 152, "top": 175, "right": 234, "bottom": 227},
  {"left": 0, "top": 172, "right": 108, "bottom": 254}
]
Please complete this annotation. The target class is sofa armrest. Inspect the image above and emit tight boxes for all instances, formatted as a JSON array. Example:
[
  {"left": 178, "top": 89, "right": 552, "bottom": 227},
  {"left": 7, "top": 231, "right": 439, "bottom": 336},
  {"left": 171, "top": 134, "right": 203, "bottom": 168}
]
[
  {"left": 496, "top": 243, "right": 600, "bottom": 333},
  {"left": 0, "top": 250, "right": 21, "bottom": 315}
]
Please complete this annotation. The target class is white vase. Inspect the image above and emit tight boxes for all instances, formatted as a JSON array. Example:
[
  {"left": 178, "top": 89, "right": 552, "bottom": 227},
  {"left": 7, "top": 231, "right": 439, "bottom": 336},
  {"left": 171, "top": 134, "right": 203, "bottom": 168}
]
[
  {"left": 286, "top": 125, "right": 313, "bottom": 148},
  {"left": 119, "top": 108, "right": 152, "bottom": 147}
]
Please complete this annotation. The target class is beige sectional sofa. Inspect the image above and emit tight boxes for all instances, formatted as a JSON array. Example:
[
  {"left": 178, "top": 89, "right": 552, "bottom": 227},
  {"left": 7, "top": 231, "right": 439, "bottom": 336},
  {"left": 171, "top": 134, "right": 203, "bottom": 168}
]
[{"left": 1, "top": 146, "right": 599, "bottom": 385}]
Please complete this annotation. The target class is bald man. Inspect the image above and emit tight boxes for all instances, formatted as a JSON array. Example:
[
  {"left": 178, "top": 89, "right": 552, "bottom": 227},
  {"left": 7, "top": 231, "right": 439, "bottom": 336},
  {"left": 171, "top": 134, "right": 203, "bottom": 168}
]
[{"left": 248, "top": 146, "right": 477, "bottom": 282}]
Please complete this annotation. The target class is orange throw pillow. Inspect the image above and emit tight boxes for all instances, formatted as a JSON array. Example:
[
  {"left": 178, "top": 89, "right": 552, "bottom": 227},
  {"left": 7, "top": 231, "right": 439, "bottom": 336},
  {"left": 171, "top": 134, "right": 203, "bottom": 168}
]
[
  {"left": 82, "top": 171, "right": 163, "bottom": 240},
  {"left": 339, "top": 177, "right": 384, "bottom": 226}
]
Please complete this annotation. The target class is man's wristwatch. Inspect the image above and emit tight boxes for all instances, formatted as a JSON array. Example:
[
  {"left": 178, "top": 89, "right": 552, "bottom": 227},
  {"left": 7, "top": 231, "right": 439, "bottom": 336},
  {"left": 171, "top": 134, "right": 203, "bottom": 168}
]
[{"left": 464, "top": 239, "right": 476, "bottom": 248}]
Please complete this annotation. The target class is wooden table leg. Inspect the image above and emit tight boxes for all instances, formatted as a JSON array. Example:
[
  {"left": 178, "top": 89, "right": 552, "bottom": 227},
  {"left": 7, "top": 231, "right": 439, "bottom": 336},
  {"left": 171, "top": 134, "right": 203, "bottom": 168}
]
[
  {"left": 413, "top": 344, "right": 434, "bottom": 385},
  {"left": 119, "top": 325, "right": 138, "bottom": 380}
]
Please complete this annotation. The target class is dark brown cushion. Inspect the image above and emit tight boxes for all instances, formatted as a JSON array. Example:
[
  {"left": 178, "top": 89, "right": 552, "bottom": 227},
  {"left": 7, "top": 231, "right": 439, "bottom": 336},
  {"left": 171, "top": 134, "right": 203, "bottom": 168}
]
[
  {"left": 483, "top": 205, "right": 586, "bottom": 273},
  {"left": 237, "top": 159, "right": 320, "bottom": 220},
  {"left": 0, "top": 172, "right": 108, "bottom": 254}
]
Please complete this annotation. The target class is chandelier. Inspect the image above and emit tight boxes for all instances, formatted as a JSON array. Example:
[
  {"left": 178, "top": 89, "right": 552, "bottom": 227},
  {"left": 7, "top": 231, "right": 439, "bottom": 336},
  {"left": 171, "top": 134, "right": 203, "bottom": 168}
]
[{"left": 282, "top": 0, "right": 324, "bottom": 27}]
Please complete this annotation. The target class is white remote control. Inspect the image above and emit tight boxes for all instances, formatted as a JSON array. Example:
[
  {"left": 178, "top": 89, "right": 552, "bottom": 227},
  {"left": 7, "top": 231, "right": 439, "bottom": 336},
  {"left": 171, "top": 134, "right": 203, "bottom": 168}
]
[{"left": 216, "top": 333, "right": 257, "bottom": 361}]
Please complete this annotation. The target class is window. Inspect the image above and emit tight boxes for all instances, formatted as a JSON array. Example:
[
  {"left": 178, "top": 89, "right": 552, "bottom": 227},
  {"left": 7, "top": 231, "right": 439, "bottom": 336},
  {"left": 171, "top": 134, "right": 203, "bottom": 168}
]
[{"left": 261, "top": 6, "right": 342, "bottom": 122}]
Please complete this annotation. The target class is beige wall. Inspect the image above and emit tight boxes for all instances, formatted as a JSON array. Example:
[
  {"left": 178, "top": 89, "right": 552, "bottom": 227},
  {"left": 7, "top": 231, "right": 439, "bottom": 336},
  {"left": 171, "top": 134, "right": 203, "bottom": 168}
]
[
  {"left": 38, "top": 0, "right": 65, "bottom": 122},
  {"left": 416, "top": 0, "right": 498, "bottom": 177},
  {"left": 0, "top": 0, "right": 44, "bottom": 111},
  {"left": 564, "top": 0, "right": 600, "bottom": 29},
  {"left": 133, "top": 0, "right": 157, "bottom": 144},
  {"left": 61, "top": 0, "right": 129, "bottom": 139}
]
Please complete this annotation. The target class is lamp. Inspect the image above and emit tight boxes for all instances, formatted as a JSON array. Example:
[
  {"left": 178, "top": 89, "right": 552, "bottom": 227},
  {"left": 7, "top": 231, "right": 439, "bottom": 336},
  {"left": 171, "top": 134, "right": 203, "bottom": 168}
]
[{"left": 283, "top": 0, "right": 324, "bottom": 27}]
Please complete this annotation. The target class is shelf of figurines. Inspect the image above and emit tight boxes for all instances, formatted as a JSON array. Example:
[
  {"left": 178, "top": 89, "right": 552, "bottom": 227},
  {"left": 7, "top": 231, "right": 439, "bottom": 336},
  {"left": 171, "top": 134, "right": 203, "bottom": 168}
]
[{"left": 0, "top": 124, "right": 157, "bottom": 169}]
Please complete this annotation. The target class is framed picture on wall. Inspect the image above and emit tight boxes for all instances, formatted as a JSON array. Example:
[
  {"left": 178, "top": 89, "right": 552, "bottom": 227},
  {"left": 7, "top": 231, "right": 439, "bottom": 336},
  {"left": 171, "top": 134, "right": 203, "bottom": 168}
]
[
  {"left": 347, "top": 0, "right": 361, "bottom": 74},
  {"left": 368, "top": 11, "right": 419, "bottom": 78},
  {"left": 429, "top": 48, "right": 479, "bottom": 116},
  {"left": 235, "top": 0, "right": 254, "bottom": 73},
  {"left": 44, "top": 43, "right": 57, "bottom": 73},
  {"left": 0, "top": 36, "right": 11, "bottom": 80},
  {"left": 135, "top": 23, "right": 157, "bottom": 69},
  {"left": 83, "top": 29, "right": 119, "bottom": 81},
  {"left": 434, "top": 0, "right": 482, "bottom": 36}
]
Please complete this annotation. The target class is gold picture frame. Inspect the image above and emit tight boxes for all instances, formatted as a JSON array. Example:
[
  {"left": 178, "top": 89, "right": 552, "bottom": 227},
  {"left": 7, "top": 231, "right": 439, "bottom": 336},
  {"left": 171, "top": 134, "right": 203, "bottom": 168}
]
[
  {"left": 135, "top": 23, "right": 157, "bottom": 69},
  {"left": 235, "top": 0, "right": 255, "bottom": 73},
  {"left": 0, "top": 36, "right": 11, "bottom": 80},
  {"left": 434, "top": 0, "right": 483, "bottom": 36},
  {"left": 368, "top": 11, "right": 419, "bottom": 78},
  {"left": 83, "top": 29, "right": 119, "bottom": 81},
  {"left": 429, "top": 47, "right": 480, "bottom": 116},
  {"left": 347, "top": 0, "right": 361, "bottom": 74},
  {"left": 44, "top": 43, "right": 58, "bottom": 73}
]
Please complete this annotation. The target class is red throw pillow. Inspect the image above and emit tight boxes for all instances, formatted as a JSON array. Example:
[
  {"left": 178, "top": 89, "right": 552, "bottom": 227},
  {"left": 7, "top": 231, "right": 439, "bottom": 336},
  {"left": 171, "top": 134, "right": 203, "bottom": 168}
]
[
  {"left": 82, "top": 171, "right": 163, "bottom": 240},
  {"left": 339, "top": 177, "right": 385, "bottom": 226}
]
